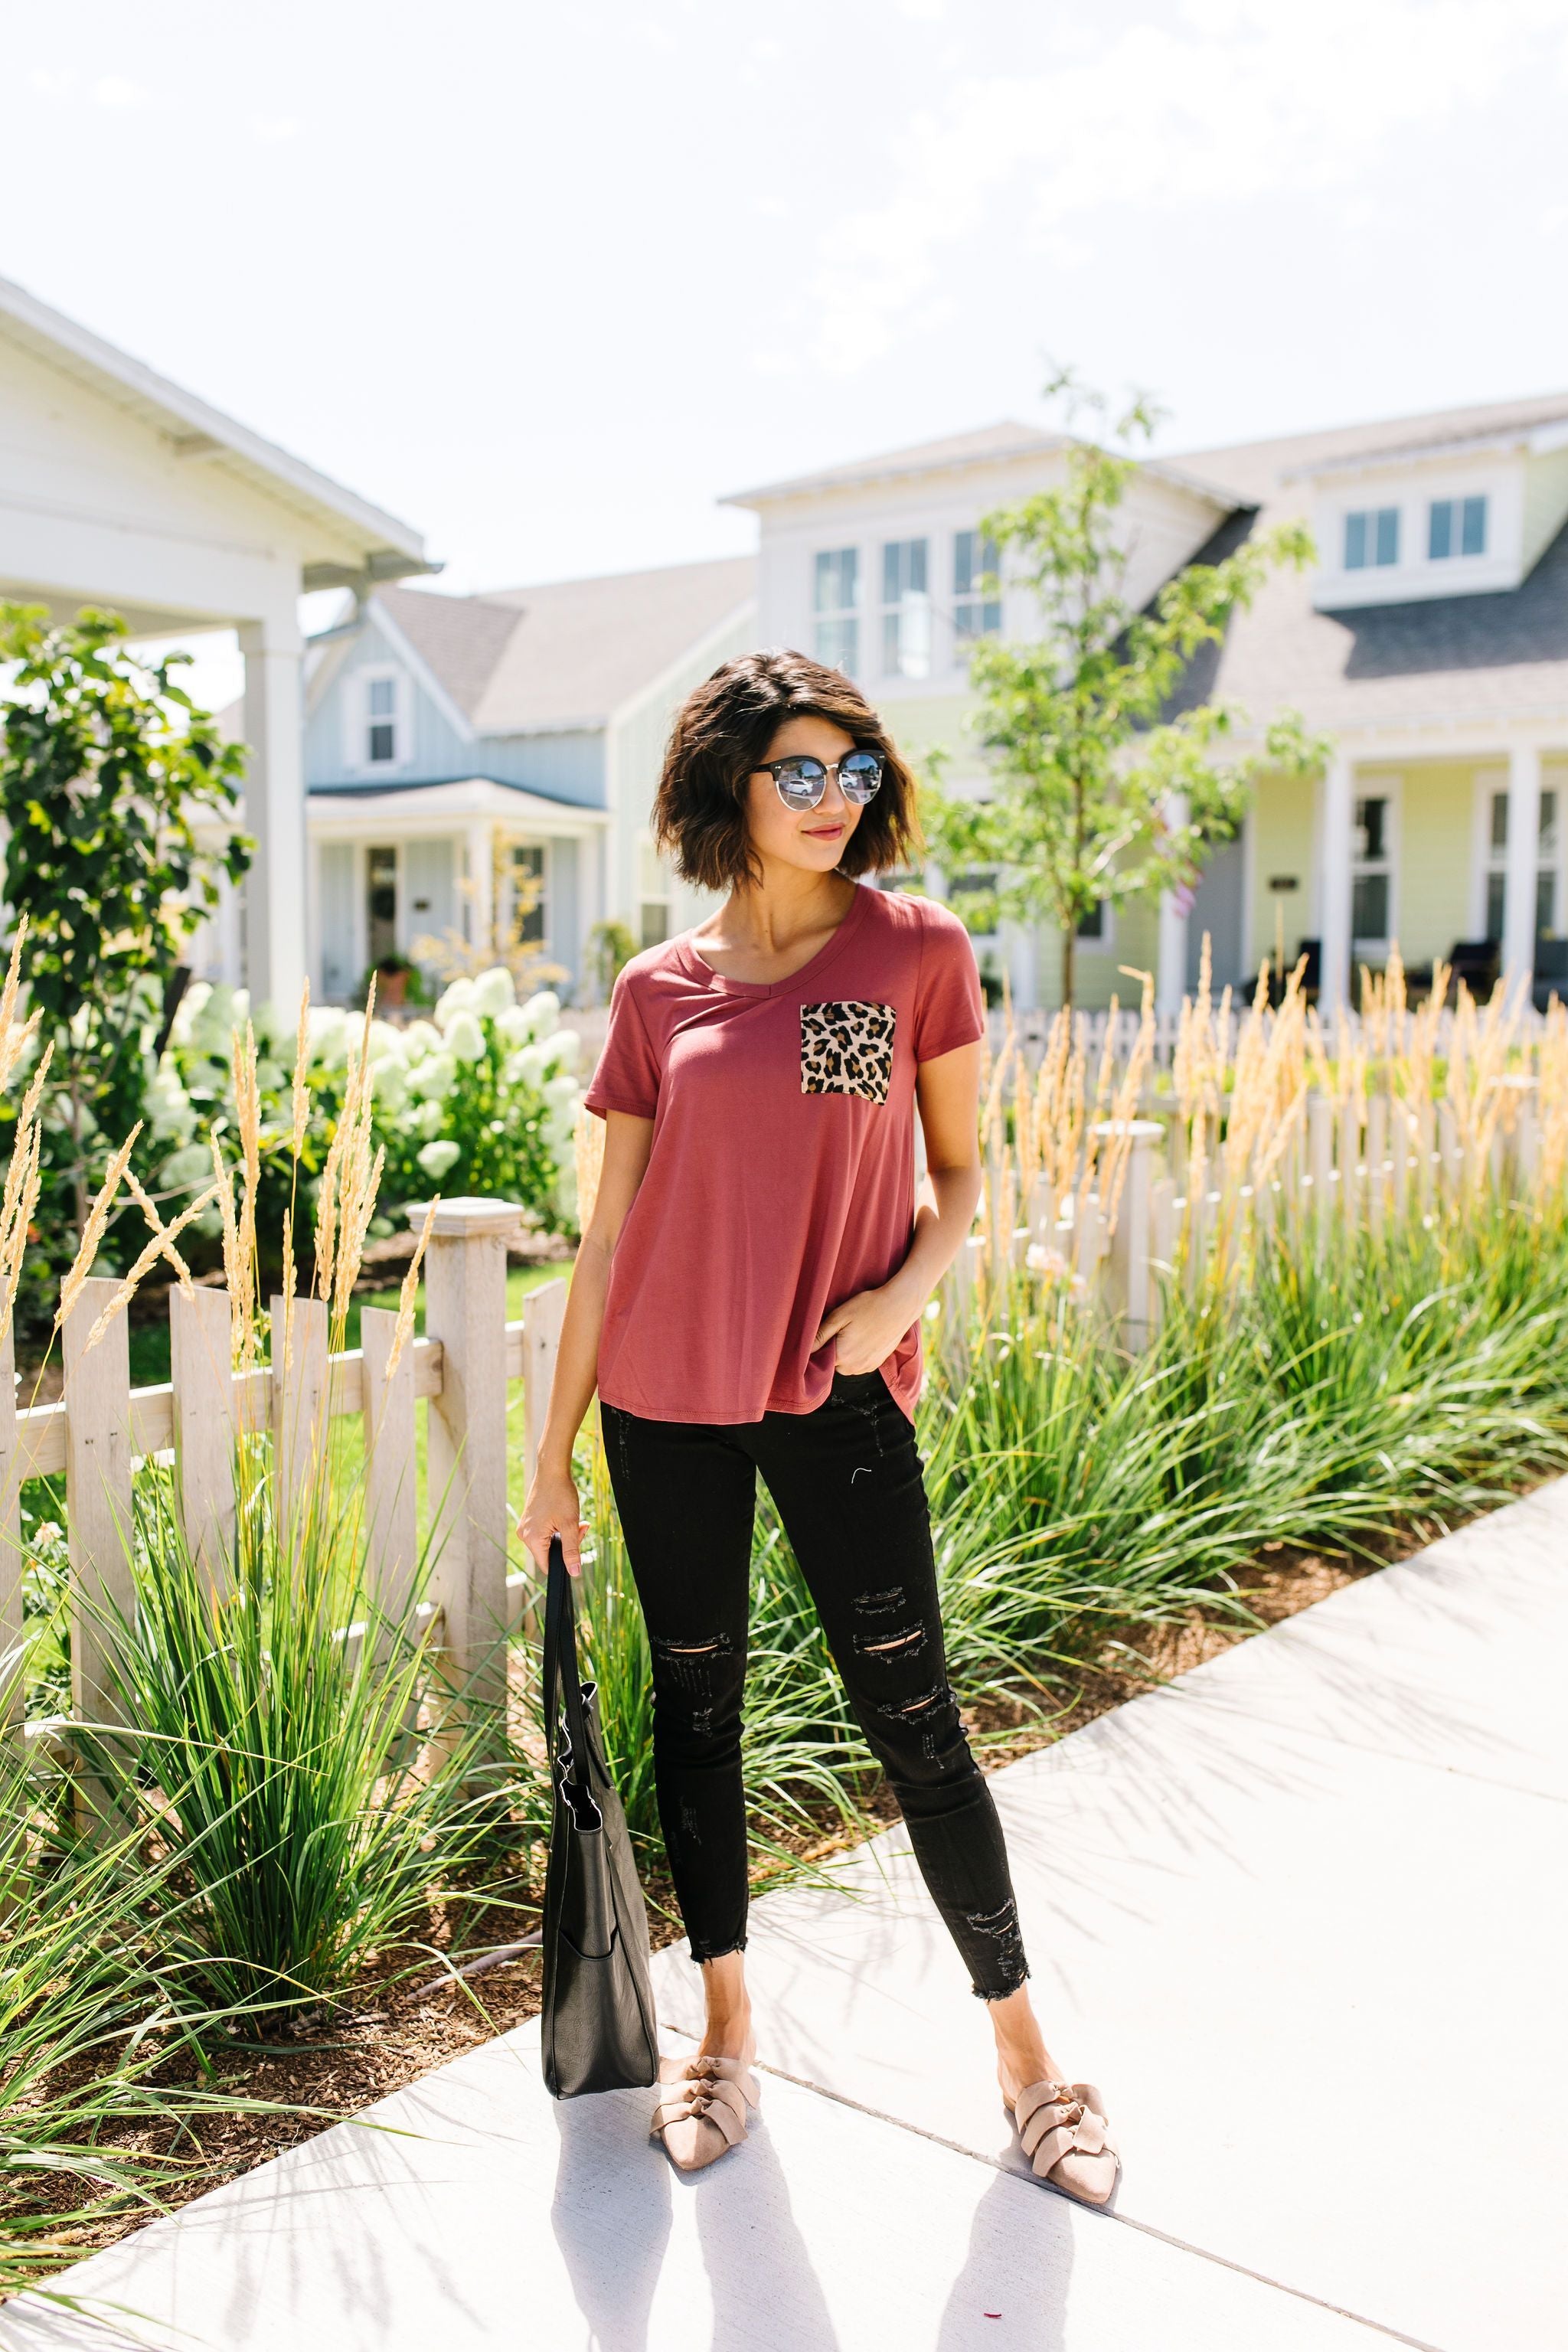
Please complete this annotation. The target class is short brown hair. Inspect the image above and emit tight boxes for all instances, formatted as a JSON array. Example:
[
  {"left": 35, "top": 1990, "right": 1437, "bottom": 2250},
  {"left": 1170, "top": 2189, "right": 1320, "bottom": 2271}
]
[{"left": 652, "top": 648, "right": 922, "bottom": 893}]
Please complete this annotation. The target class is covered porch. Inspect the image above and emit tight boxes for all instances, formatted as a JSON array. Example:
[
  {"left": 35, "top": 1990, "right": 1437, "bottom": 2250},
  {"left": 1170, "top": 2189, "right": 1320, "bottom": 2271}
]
[
  {"left": 1154, "top": 733, "right": 1567, "bottom": 1019},
  {"left": 0, "top": 272, "right": 429, "bottom": 1014},
  {"left": 305, "top": 776, "right": 610, "bottom": 1005}
]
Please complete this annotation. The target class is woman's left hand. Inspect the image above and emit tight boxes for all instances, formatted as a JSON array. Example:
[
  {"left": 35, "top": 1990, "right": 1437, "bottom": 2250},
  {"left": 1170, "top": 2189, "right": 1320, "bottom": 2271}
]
[{"left": 812, "top": 1278, "right": 921, "bottom": 1377}]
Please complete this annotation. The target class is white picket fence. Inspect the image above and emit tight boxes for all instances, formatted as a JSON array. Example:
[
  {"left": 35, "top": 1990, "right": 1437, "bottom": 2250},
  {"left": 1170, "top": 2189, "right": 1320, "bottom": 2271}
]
[
  {"left": 4, "top": 1201, "right": 567, "bottom": 1775},
  {"left": 939, "top": 1079, "right": 1548, "bottom": 1354},
  {"left": 988, "top": 1001, "right": 1550, "bottom": 1072}
]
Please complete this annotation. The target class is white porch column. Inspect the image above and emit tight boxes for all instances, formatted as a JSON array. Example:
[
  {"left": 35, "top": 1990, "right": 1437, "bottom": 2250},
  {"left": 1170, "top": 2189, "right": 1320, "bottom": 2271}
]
[
  {"left": 466, "top": 818, "right": 495, "bottom": 958},
  {"left": 1502, "top": 743, "right": 1542, "bottom": 1007},
  {"left": 237, "top": 616, "right": 307, "bottom": 1016},
  {"left": 1318, "top": 749, "right": 1355, "bottom": 1023},
  {"left": 1156, "top": 791, "right": 1191, "bottom": 1017}
]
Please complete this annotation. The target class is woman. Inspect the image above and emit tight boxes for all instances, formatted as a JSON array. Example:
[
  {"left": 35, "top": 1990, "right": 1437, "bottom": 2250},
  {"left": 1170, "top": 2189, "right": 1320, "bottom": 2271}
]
[{"left": 520, "top": 649, "right": 1116, "bottom": 2202}]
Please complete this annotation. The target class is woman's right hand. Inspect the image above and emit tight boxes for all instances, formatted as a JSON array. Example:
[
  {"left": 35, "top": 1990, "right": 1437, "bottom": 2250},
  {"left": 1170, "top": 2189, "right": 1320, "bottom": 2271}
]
[{"left": 518, "top": 1465, "right": 586, "bottom": 1578}]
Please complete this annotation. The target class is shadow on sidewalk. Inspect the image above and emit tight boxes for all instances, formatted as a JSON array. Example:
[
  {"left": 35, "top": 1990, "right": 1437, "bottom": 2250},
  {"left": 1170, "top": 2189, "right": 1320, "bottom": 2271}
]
[{"left": 551, "top": 2089, "right": 841, "bottom": 2350}]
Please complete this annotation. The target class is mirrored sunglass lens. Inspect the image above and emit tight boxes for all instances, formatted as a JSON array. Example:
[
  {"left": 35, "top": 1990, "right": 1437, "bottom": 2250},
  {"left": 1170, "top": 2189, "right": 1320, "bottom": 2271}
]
[
  {"left": 841, "top": 753, "right": 883, "bottom": 800},
  {"left": 776, "top": 760, "right": 825, "bottom": 805}
]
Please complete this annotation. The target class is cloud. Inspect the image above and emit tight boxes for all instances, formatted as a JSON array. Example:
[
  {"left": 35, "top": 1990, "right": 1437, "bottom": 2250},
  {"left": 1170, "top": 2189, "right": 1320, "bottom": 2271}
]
[
  {"left": 91, "top": 75, "right": 150, "bottom": 108},
  {"left": 783, "top": 0, "right": 1568, "bottom": 374}
]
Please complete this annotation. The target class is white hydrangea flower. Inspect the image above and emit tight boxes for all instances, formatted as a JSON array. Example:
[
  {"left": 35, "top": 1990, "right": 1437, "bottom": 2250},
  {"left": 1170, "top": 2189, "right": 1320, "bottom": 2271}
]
[
  {"left": 504, "top": 1041, "right": 550, "bottom": 1089},
  {"left": 416, "top": 1096, "right": 446, "bottom": 1138},
  {"left": 407, "top": 1050, "right": 457, "bottom": 1102},
  {"left": 543, "top": 1072, "right": 579, "bottom": 1106},
  {"left": 521, "top": 989, "right": 559, "bottom": 1039},
  {"left": 434, "top": 978, "right": 478, "bottom": 1030},
  {"left": 307, "top": 1007, "right": 351, "bottom": 1068},
  {"left": 401, "top": 1018, "right": 443, "bottom": 1060},
  {"left": 371, "top": 1055, "right": 408, "bottom": 1109},
  {"left": 473, "top": 965, "right": 516, "bottom": 1017},
  {"left": 146, "top": 1068, "right": 198, "bottom": 1144},
  {"left": 416, "top": 1137, "right": 462, "bottom": 1179},
  {"left": 545, "top": 1027, "right": 581, "bottom": 1072},
  {"left": 494, "top": 1004, "right": 533, "bottom": 1045},
  {"left": 169, "top": 980, "right": 212, "bottom": 1048},
  {"left": 445, "top": 1011, "right": 486, "bottom": 1063},
  {"left": 159, "top": 1142, "right": 214, "bottom": 1191}
]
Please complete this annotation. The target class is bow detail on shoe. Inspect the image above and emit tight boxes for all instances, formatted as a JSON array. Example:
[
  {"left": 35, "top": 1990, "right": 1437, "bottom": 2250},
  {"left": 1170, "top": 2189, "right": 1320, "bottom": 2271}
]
[
  {"left": 650, "top": 2054, "right": 760, "bottom": 2171},
  {"left": 1010, "top": 2079, "right": 1120, "bottom": 2204}
]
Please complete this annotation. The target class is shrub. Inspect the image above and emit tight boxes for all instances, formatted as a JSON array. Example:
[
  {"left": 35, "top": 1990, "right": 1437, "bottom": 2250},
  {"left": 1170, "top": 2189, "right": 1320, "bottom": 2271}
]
[{"left": 158, "top": 965, "right": 585, "bottom": 1270}]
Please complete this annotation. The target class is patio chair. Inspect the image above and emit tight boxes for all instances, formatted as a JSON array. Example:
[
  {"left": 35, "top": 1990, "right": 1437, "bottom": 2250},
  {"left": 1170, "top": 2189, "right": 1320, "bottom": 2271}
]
[
  {"left": 1534, "top": 938, "right": 1568, "bottom": 1012},
  {"left": 1448, "top": 939, "right": 1500, "bottom": 998}
]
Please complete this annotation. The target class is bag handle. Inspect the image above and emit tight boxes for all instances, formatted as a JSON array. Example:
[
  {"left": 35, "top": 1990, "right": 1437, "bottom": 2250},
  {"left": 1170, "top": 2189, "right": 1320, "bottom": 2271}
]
[{"left": 544, "top": 1536, "right": 594, "bottom": 1789}]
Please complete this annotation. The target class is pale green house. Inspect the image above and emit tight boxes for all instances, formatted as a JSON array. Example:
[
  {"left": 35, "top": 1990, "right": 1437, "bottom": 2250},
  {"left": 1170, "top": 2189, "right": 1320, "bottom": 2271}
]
[{"left": 730, "top": 398, "right": 1568, "bottom": 1018}]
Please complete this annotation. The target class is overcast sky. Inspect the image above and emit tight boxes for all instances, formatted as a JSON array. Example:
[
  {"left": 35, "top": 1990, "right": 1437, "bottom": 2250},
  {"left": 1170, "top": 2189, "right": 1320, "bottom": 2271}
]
[{"left": 6, "top": 0, "right": 1568, "bottom": 701}]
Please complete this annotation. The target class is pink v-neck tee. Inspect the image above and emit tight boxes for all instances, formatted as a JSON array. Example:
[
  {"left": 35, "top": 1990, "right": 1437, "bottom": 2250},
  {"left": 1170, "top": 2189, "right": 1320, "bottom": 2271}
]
[{"left": 583, "top": 884, "right": 984, "bottom": 1426}]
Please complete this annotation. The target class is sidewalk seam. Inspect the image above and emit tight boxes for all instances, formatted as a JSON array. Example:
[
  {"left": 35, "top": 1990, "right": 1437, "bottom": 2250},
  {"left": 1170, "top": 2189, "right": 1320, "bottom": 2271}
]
[{"left": 747, "top": 2056, "right": 1452, "bottom": 2352}]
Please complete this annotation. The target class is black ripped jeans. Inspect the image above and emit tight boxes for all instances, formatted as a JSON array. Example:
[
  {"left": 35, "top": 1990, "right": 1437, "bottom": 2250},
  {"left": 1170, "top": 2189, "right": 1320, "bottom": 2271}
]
[{"left": 599, "top": 1367, "right": 1029, "bottom": 2001}]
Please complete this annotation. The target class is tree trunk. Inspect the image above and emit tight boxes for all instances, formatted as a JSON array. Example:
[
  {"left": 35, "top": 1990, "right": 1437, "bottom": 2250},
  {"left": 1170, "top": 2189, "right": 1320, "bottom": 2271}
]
[{"left": 1060, "top": 922, "right": 1076, "bottom": 1012}]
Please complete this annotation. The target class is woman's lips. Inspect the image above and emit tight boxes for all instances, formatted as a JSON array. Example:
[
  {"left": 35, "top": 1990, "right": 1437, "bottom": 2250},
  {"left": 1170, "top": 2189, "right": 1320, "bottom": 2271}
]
[{"left": 805, "top": 822, "right": 845, "bottom": 838}]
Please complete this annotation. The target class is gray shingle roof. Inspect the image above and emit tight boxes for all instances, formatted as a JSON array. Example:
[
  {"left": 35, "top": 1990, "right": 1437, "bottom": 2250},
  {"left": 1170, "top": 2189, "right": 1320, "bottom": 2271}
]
[
  {"left": 724, "top": 423, "right": 1068, "bottom": 506},
  {"left": 376, "top": 554, "right": 756, "bottom": 736},
  {"left": 1161, "top": 391, "right": 1568, "bottom": 736}
]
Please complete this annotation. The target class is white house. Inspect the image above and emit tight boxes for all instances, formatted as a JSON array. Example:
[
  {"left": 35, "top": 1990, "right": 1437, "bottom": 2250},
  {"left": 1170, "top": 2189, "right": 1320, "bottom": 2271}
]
[
  {"left": 298, "top": 557, "right": 755, "bottom": 1002},
  {"left": 730, "top": 402, "right": 1568, "bottom": 1018},
  {"left": 0, "top": 272, "right": 431, "bottom": 1011}
]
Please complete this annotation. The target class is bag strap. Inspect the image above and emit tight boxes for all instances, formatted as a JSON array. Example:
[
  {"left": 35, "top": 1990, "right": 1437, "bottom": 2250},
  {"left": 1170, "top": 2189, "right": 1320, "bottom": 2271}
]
[{"left": 544, "top": 1537, "right": 593, "bottom": 1778}]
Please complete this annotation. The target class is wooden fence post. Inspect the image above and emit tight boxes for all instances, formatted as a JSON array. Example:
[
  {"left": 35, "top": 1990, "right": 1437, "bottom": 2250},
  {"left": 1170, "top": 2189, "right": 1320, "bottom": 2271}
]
[
  {"left": 62, "top": 1276, "right": 135, "bottom": 1828},
  {"left": 361, "top": 1303, "right": 417, "bottom": 1628},
  {"left": 421, "top": 1199, "right": 524, "bottom": 1760},
  {"left": 270, "top": 1294, "right": 329, "bottom": 1544},
  {"left": 170, "top": 1286, "right": 236, "bottom": 1598},
  {"left": 0, "top": 1287, "right": 20, "bottom": 1762},
  {"left": 1095, "top": 1119, "right": 1162, "bottom": 1348},
  {"left": 1307, "top": 1092, "right": 1334, "bottom": 1254}
]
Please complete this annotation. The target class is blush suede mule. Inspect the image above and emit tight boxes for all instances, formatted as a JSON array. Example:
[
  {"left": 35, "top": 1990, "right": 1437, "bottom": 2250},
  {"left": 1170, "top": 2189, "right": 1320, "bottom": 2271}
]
[
  {"left": 651, "top": 2053, "right": 760, "bottom": 2172},
  {"left": 1003, "top": 2078, "right": 1120, "bottom": 2206}
]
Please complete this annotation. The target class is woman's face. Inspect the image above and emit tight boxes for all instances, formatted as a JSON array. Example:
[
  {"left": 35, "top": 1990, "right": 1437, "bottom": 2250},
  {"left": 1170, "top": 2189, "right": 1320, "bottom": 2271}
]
[{"left": 742, "top": 714, "right": 866, "bottom": 879}]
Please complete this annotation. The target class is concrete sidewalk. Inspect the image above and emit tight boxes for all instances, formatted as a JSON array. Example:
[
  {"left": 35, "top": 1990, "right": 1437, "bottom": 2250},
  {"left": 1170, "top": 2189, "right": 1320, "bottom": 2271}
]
[{"left": 8, "top": 1481, "right": 1566, "bottom": 2352}]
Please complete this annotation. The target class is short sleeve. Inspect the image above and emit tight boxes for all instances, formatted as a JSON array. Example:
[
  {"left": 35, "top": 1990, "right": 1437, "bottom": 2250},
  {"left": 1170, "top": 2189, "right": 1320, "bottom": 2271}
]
[
  {"left": 911, "top": 906, "right": 985, "bottom": 1063},
  {"left": 583, "top": 968, "right": 661, "bottom": 1119}
]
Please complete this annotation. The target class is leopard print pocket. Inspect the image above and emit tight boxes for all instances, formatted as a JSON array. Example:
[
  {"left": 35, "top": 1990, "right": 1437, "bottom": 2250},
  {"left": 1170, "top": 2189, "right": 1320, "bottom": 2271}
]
[{"left": 800, "top": 1001, "right": 897, "bottom": 1104}]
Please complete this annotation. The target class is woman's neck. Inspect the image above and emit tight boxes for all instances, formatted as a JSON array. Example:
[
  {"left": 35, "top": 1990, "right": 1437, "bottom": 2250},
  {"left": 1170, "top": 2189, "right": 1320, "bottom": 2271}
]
[{"left": 691, "top": 867, "right": 858, "bottom": 983}]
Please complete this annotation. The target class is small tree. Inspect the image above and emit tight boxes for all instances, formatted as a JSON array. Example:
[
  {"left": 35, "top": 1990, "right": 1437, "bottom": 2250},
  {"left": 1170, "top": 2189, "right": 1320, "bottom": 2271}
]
[
  {"left": 922, "top": 374, "right": 1321, "bottom": 1007},
  {"left": 0, "top": 605, "right": 253, "bottom": 1243}
]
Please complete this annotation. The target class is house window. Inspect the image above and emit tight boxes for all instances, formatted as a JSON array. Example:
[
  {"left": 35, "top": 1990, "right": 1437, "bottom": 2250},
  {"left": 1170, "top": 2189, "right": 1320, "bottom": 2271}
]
[
  {"left": 511, "top": 844, "right": 547, "bottom": 948},
  {"left": 1344, "top": 509, "right": 1400, "bottom": 570},
  {"left": 1429, "top": 496, "right": 1488, "bottom": 561},
  {"left": 881, "top": 538, "right": 930, "bottom": 678},
  {"left": 953, "top": 531, "right": 1001, "bottom": 642},
  {"left": 638, "top": 840, "right": 670, "bottom": 949},
  {"left": 363, "top": 674, "right": 403, "bottom": 765},
  {"left": 1485, "top": 787, "right": 1560, "bottom": 938},
  {"left": 813, "top": 547, "right": 861, "bottom": 675},
  {"left": 1351, "top": 796, "right": 1393, "bottom": 945},
  {"left": 367, "top": 844, "right": 398, "bottom": 965}
]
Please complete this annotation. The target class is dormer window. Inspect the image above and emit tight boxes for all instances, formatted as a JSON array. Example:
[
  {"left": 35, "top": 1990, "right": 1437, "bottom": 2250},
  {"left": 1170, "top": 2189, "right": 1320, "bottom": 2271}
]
[
  {"left": 1428, "top": 495, "right": 1488, "bottom": 560},
  {"left": 1344, "top": 508, "right": 1400, "bottom": 570},
  {"left": 353, "top": 668, "right": 406, "bottom": 769}
]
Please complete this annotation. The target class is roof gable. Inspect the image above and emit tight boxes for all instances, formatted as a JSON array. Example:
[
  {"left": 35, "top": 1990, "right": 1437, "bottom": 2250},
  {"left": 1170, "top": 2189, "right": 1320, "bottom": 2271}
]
[
  {"left": 373, "top": 556, "right": 756, "bottom": 737},
  {"left": 0, "top": 270, "right": 426, "bottom": 577}
]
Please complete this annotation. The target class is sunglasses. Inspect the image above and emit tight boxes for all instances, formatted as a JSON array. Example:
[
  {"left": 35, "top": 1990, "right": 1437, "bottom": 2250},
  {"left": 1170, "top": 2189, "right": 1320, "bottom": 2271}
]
[{"left": 754, "top": 751, "right": 884, "bottom": 812}]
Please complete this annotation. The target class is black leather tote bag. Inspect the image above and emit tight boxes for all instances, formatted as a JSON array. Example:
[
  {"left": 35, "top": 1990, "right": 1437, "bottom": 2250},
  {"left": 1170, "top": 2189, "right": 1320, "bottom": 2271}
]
[{"left": 539, "top": 1538, "right": 659, "bottom": 2098}]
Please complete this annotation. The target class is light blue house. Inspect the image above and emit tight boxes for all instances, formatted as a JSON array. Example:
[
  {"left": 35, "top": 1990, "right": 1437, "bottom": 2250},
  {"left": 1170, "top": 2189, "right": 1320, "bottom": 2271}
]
[{"left": 299, "top": 556, "right": 755, "bottom": 1002}]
